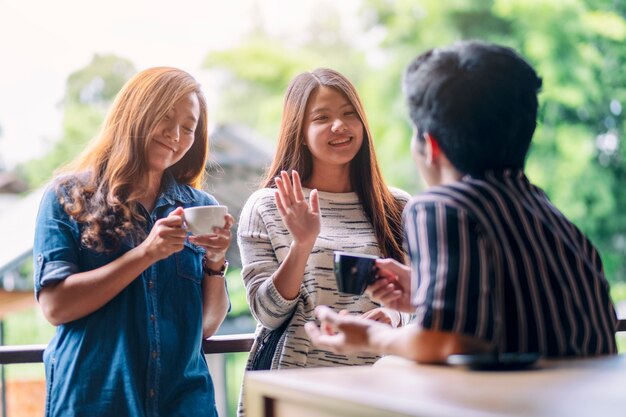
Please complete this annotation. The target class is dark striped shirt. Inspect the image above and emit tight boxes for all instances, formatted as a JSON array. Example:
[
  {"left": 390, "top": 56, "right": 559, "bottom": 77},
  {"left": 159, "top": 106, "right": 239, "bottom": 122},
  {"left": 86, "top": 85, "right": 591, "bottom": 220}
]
[{"left": 405, "top": 170, "right": 617, "bottom": 356}]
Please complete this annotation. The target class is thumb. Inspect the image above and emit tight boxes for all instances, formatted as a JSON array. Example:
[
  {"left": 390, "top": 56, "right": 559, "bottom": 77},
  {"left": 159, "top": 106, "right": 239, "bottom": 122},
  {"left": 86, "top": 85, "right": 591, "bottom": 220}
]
[
  {"left": 161, "top": 207, "right": 185, "bottom": 226},
  {"left": 170, "top": 206, "right": 185, "bottom": 216}
]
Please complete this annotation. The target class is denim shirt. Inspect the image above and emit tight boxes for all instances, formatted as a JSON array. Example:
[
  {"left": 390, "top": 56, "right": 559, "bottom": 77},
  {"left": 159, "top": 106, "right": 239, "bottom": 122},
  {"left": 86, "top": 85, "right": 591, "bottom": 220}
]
[{"left": 33, "top": 172, "right": 224, "bottom": 417}]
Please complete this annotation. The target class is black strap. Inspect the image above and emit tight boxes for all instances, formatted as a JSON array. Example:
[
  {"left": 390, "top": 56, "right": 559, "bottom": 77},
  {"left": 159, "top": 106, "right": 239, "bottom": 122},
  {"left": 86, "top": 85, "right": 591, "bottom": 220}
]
[{"left": 249, "top": 318, "right": 291, "bottom": 371}]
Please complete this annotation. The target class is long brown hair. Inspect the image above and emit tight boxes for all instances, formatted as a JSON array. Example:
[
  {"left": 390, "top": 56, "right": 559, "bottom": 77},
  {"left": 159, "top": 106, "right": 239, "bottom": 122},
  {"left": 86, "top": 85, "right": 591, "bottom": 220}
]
[
  {"left": 262, "top": 68, "right": 405, "bottom": 262},
  {"left": 56, "top": 67, "right": 209, "bottom": 252}
]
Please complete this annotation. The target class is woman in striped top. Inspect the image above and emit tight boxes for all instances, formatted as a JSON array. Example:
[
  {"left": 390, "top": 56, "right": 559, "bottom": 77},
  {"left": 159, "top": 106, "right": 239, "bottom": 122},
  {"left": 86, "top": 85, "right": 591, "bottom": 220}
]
[
  {"left": 306, "top": 41, "right": 617, "bottom": 362},
  {"left": 237, "top": 68, "right": 409, "bottom": 376}
]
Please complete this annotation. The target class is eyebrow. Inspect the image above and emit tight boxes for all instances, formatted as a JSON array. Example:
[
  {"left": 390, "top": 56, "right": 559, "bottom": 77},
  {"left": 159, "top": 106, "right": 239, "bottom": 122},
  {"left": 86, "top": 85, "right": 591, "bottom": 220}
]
[
  {"left": 310, "top": 103, "right": 354, "bottom": 114},
  {"left": 185, "top": 114, "right": 198, "bottom": 124}
]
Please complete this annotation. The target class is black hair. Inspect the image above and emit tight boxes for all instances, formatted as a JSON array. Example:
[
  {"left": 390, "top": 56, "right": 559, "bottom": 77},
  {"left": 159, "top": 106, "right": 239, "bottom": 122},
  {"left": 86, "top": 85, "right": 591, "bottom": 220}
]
[{"left": 403, "top": 40, "right": 542, "bottom": 174}]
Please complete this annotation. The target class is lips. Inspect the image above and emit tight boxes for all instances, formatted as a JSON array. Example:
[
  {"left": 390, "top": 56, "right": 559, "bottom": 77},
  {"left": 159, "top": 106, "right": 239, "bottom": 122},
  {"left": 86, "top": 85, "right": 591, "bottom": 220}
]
[
  {"left": 329, "top": 137, "right": 352, "bottom": 146},
  {"left": 155, "top": 141, "right": 176, "bottom": 153}
]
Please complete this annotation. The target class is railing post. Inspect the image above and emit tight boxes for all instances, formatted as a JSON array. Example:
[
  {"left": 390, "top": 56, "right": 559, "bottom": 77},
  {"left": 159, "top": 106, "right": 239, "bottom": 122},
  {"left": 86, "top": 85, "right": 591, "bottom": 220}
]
[
  {"left": 205, "top": 353, "right": 227, "bottom": 417},
  {"left": 1, "top": 320, "right": 6, "bottom": 417}
]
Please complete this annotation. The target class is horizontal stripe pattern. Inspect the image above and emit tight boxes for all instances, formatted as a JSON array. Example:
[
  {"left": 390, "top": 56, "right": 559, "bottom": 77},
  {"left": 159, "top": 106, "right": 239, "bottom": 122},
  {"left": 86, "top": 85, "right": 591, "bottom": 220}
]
[
  {"left": 405, "top": 170, "right": 617, "bottom": 356},
  {"left": 238, "top": 187, "right": 411, "bottom": 369}
]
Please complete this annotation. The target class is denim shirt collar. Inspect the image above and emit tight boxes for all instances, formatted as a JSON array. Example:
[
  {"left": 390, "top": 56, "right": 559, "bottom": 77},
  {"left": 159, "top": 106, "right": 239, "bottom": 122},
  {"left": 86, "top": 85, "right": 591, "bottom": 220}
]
[{"left": 155, "top": 170, "right": 196, "bottom": 209}]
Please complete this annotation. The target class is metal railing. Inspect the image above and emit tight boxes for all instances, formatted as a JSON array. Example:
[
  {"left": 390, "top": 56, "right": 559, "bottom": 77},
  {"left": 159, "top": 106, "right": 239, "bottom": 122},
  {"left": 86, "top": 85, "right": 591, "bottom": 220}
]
[
  {"left": 0, "top": 333, "right": 255, "bottom": 365},
  {"left": 2, "top": 319, "right": 625, "bottom": 364},
  {"left": 0, "top": 333, "right": 255, "bottom": 417}
]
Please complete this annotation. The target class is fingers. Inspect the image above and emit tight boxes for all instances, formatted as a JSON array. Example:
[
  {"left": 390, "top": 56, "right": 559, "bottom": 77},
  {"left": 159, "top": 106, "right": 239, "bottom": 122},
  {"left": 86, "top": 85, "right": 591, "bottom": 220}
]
[
  {"left": 222, "top": 213, "right": 235, "bottom": 230},
  {"left": 275, "top": 170, "right": 307, "bottom": 202},
  {"left": 375, "top": 258, "right": 410, "bottom": 276},
  {"left": 154, "top": 219, "right": 187, "bottom": 239},
  {"left": 207, "top": 213, "right": 235, "bottom": 237},
  {"left": 169, "top": 206, "right": 184, "bottom": 216},
  {"left": 274, "top": 175, "right": 288, "bottom": 204},
  {"left": 274, "top": 170, "right": 319, "bottom": 214},
  {"left": 292, "top": 170, "right": 305, "bottom": 203},
  {"left": 315, "top": 305, "right": 341, "bottom": 325},
  {"left": 361, "top": 308, "right": 392, "bottom": 325},
  {"left": 305, "top": 318, "right": 343, "bottom": 351},
  {"left": 304, "top": 321, "right": 322, "bottom": 340},
  {"left": 160, "top": 210, "right": 185, "bottom": 227},
  {"left": 309, "top": 189, "right": 320, "bottom": 215},
  {"left": 275, "top": 190, "right": 287, "bottom": 217},
  {"left": 367, "top": 281, "right": 403, "bottom": 305},
  {"left": 279, "top": 170, "right": 296, "bottom": 205}
]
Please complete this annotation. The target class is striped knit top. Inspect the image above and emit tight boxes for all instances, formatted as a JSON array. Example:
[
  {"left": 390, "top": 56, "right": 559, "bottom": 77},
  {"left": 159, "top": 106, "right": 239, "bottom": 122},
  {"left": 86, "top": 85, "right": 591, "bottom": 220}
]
[
  {"left": 405, "top": 170, "right": 617, "bottom": 356},
  {"left": 238, "top": 186, "right": 411, "bottom": 369}
]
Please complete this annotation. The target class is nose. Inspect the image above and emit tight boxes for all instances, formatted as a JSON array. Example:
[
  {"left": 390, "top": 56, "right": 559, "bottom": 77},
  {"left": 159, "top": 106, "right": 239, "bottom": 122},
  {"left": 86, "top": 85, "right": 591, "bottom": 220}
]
[
  {"left": 331, "top": 117, "right": 348, "bottom": 133},
  {"left": 164, "top": 123, "right": 180, "bottom": 142}
]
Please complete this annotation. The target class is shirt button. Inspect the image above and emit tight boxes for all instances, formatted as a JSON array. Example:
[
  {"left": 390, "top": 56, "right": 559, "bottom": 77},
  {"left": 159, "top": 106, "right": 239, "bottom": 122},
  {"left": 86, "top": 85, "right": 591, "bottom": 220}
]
[
  {"left": 147, "top": 281, "right": 154, "bottom": 289},
  {"left": 149, "top": 389, "right": 155, "bottom": 397},
  {"left": 152, "top": 351, "right": 157, "bottom": 359},
  {"left": 150, "top": 314, "right": 155, "bottom": 322}
]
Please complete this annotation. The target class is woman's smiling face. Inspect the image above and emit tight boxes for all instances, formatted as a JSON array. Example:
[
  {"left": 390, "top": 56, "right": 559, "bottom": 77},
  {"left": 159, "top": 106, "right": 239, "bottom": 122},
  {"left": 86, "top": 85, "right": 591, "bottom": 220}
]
[
  {"left": 146, "top": 92, "right": 200, "bottom": 174},
  {"left": 303, "top": 86, "right": 364, "bottom": 172}
]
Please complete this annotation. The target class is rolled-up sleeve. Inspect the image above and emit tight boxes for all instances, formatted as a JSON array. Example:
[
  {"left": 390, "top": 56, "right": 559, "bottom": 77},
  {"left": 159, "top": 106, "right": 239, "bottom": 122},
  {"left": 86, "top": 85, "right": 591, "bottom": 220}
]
[
  {"left": 33, "top": 186, "right": 80, "bottom": 298},
  {"left": 404, "top": 198, "right": 495, "bottom": 344}
]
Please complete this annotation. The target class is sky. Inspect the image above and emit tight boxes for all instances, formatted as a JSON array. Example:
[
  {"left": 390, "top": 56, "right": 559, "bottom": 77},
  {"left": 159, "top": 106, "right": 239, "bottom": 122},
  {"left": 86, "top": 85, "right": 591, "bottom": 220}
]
[{"left": 0, "top": 0, "right": 361, "bottom": 169}]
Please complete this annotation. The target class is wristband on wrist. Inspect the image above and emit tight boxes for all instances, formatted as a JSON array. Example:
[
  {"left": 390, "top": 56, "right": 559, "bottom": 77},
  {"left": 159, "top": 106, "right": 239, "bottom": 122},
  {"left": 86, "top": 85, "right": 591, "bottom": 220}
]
[{"left": 202, "top": 256, "right": 228, "bottom": 278}]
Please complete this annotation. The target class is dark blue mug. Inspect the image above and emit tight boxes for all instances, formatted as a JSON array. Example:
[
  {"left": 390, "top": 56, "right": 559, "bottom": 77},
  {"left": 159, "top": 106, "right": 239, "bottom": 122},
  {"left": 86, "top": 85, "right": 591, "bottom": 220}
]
[{"left": 333, "top": 251, "right": 379, "bottom": 295}]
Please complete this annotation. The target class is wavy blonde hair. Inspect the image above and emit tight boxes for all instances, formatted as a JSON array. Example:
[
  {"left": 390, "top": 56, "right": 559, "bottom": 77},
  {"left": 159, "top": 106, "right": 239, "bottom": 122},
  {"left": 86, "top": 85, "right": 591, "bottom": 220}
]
[
  {"left": 262, "top": 68, "right": 405, "bottom": 262},
  {"left": 56, "top": 67, "right": 209, "bottom": 252}
]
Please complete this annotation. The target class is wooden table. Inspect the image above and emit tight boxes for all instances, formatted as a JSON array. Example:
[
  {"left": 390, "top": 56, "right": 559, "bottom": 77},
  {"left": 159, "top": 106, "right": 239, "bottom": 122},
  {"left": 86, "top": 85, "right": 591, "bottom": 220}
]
[{"left": 245, "top": 355, "right": 626, "bottom": 417}]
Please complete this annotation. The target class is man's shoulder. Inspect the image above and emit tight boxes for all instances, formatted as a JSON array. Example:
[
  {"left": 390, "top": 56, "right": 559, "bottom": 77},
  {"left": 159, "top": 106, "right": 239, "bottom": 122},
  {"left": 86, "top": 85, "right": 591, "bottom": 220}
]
[{"left": 407, "top": 184, "right": 471, "bottom": 209}]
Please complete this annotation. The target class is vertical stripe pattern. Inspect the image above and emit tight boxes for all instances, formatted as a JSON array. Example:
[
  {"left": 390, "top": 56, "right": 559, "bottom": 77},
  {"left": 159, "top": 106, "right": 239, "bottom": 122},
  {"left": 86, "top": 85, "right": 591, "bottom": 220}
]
[{"left": 405, "top": 170, "right": 617, "bottom": 356}]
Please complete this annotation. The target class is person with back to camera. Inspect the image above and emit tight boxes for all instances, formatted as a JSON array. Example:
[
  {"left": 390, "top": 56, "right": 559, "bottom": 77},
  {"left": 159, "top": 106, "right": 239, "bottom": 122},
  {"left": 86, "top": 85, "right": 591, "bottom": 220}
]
[
  {"left": 237, "top": 67, "right": 411, "bottom": 383},
  {"left": 33, "top": 67, "right": 233, "bottom": 416},
  {"left": 305, "top": 41, "right": 618, "bottom": 362}
]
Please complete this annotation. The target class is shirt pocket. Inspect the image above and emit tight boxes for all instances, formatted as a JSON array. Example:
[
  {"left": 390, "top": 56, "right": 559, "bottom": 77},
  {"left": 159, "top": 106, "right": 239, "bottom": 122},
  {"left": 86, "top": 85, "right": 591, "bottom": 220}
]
[{"left": 175, "top": 241, "right": 205, "bottom": 284}]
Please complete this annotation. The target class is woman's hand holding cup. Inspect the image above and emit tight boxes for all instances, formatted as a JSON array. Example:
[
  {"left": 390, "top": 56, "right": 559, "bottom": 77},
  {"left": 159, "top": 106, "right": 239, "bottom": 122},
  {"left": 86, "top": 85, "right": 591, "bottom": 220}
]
[
  {"left": 141, "top": 207, "right": 188, "bottom": 262},
  {"left": 186, "top": 207, "right": 234, "bottom": 263}
]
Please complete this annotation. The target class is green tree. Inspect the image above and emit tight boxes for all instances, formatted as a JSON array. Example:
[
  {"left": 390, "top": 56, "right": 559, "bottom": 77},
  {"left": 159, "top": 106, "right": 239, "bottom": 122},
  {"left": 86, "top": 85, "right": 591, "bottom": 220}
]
[
  {"left": 203, "top": 33, "right": 420, "bottom": 191},
  {"left": 18, "top": 54, "right": 136, "bottom": 187},
  {"left": 204, "top": 1, "right": 626, "bottom": 283},
  {"left": 362, "top": 0, "right": 626, "bottom": 282}
]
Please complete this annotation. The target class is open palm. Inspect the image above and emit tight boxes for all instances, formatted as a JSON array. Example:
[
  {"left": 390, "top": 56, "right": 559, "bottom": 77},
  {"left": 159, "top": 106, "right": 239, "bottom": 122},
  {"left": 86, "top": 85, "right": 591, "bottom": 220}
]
[{"left": 274, "top": 170, "right": 321, "bottom": 248}]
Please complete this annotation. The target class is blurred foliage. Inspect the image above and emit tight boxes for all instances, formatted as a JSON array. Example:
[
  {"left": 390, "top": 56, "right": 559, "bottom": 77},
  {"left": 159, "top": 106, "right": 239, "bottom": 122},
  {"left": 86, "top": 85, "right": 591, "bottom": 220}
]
[
  {"left": 225, "top": 267, "right": 251, "bottom": 317},
  {"left": 13, "top": 1, "right": 626, "bottom": 290},
  {"left": 203, "top": 0, "right": 626, "bottom": 284},
  {"left": 204, "top": 37, "right": 369, "bottom": 143},
  {"left": 16, "top": 54, "right": 136, "bottom": 188},
  {"left": 225, "top": 352, "right": 249, "bottom": 416},
  {"left": 4, "top": 307, "right": 54, "bottom": 346}
]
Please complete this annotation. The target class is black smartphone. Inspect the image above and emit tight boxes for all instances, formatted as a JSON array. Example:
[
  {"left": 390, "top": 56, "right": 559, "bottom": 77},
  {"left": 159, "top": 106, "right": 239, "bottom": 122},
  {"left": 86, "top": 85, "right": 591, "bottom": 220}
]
[{"left": 446, "top": 352, "right": 541, "bottom": 371}]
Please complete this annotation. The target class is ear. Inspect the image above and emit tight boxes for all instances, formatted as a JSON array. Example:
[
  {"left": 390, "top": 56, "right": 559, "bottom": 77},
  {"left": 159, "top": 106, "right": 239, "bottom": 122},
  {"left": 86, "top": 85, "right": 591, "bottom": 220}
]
[{"left": 423, "top": 132, "right": 441, "bottom": 164}]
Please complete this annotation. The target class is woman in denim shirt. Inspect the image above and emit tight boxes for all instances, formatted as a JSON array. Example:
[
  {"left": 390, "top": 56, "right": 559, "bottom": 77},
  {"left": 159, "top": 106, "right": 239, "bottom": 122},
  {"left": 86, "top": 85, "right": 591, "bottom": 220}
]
[{"left": 33, "top": 67, "right": 232, "bottom": 417}]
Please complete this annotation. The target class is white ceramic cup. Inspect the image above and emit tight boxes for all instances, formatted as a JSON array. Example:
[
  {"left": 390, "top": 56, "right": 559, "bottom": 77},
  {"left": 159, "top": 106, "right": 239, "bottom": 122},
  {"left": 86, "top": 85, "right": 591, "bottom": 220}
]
[{"left": 183, "top": 205, "right": 228, "bottom": 235}]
